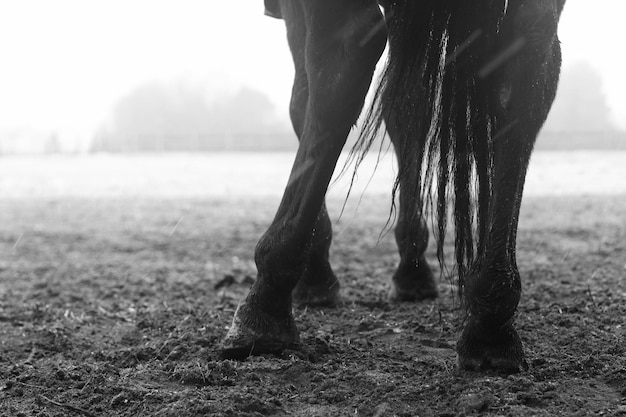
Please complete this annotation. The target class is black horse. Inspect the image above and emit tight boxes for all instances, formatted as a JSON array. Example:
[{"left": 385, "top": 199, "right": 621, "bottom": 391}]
[{"left": 221, "top": 0, "right": 565, "bottom": 372}]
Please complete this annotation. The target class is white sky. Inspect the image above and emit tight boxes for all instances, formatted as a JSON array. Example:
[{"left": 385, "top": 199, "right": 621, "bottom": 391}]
[{"left": 0, "top": 0, "right": 624, "bottom": 149}]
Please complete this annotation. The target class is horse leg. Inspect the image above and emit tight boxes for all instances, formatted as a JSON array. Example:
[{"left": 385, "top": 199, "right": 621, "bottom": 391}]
[
  {"left": 386, "top": 113, "right": 437, "bottom": 301},
  {"left": 457, "top": 0, "right": 562, "bottom": 372},
  {"left": 283, "top": 3, "right": 340, "bottom": 307},
  {"left": 221, "top": 0, "right": 387, "bottom": 358}
]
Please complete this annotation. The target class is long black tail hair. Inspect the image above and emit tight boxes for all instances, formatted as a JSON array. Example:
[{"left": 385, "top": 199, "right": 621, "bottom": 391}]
[{"left": 354, "top": 0, "right": 512, "bottom": 288}]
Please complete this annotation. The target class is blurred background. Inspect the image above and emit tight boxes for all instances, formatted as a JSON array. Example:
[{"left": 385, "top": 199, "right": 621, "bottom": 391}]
[
  {"left": 0, "top": 0, "right": 625, "bottom": 198},
  {"left": 0, "top": 0, "right": 624, "bottom": 154}
]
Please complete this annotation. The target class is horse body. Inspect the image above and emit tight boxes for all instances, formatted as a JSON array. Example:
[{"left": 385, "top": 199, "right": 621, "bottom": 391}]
[{"left": 221, "top": 0, "right": 564, "bottom": 372}]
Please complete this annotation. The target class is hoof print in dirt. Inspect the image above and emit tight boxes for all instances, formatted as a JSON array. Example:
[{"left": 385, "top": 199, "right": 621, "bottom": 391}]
[{"left": 220, "top": 302, "right": 300, "bottom": 360}]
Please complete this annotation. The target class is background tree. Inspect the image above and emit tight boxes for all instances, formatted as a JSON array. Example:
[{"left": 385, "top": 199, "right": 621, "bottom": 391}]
[
  {"left": 92, "top": 82, "right": 291, "bottom": 152},
  {"left": 543, "top": 61, "right": 616, "bottom": 132}
]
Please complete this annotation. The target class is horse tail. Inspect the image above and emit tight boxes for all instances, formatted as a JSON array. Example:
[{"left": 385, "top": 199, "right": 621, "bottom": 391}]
[{"left": 355, "top": 1, "right": 508, "bottom": 288}]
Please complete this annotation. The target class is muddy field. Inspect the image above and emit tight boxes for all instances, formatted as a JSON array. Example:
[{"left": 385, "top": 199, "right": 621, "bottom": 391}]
[{"left": 0, "top": 190, "right": 624, "bottom": 416}]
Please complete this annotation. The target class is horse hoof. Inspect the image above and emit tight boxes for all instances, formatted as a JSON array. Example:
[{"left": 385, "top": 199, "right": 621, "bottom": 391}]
[
  {"left": 456, "top": 319, "right": 528, "bottom": 374},
  {"left": 293, "top": 276, "right": 341, "bottom": 307},
  {"left": 457, "top": 354, "right": 528, "bottom": 374},
  {"left": 388, "top": 282, "right": 438, "bottom": 302},
  {"left": 388, "top": 260, "right": 438, "bottom": 302},
  {"left": 220, "top": 301, "right": 299, "bottom": 360}
]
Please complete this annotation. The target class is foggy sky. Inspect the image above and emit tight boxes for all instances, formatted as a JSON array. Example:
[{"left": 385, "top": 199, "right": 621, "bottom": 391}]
[{"left": 0, "top": 0, "right": 624, "bottom": 150}]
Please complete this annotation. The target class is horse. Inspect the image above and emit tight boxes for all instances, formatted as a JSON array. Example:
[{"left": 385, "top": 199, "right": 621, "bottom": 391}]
[{"left": 220, "top": 0, "right": 565, "bottom": 373}]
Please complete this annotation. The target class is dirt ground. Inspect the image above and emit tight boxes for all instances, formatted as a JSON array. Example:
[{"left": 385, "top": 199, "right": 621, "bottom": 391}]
[{"left": 1, "top": 194, "right": 625, "bottom": 416}]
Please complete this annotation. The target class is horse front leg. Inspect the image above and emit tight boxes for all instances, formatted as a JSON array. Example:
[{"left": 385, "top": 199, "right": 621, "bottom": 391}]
[
  {"left": 220, "top": 0, "right": 386, "bottom": 359},
  {"left": 457, "top": 0, "right": 563, "bottom": 372},
  {"left": 282, "top": 2, "right": 339, "bottom": 307}
]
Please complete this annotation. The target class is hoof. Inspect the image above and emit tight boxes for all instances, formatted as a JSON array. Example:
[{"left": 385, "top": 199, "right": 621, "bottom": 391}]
[
  {"left": 456, "top": 318, "right": 528, "bottom": 373},
  {"left": 388, "top": 258, "right": 438, "bottom": 302},
  {"left": 388, "top": 282, "right": 438, "bottom": 302},
  {"left": 292, "top": 275, "right": 341, "bottom": 307},
  {"left": 220, "top": 300, "right": 299, "bottom": 360}
]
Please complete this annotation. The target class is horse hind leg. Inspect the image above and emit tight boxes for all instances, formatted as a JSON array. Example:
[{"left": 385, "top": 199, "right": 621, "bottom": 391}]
[
  {"left": 220, "top": 0, "right": 387, "bottom": 359},
  {"left": 283, "top": 4, "right": 340, "bottom": 307},
  {"left": 456, "top": 0, "right": 562, "bottom": 372},
  {"left": 385, "top": 110, "right": 438, "bottom": 302}
]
